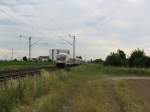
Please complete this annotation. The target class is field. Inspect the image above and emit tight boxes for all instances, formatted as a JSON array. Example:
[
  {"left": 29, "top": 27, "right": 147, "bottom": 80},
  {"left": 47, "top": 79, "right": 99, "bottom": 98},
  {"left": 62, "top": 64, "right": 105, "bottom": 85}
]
[
  {"left": 0, "top": 61, "right": 54, "bottom": 71},
  {"left": 0, "top": 64, "right": 150, "bottom": 112}
]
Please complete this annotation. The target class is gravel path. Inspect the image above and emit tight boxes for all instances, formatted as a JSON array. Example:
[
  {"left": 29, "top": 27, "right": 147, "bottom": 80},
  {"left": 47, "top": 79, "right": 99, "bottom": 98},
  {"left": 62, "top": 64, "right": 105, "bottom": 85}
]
[{"left": 106, "top": 76, "right": 150, "bottom": 80}]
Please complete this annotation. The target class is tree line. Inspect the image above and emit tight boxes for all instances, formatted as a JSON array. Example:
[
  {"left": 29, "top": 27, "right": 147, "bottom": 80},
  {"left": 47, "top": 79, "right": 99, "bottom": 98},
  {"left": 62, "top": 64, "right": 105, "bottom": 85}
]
[{"left": 94, "top": 49, "right": 150, "bottom": 68}]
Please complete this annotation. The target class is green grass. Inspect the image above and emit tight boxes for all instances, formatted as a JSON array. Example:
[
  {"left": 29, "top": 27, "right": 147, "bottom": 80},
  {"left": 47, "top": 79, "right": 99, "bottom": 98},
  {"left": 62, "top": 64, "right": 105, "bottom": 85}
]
[
  {"left": 113, "top": 80, "right": 148, "bottom": 112},
  {"left": 0, "top": 61, "right": 54, "bottom": 71},
  {"left": 99, "top": 66, "right": 150, "bottom": 76},
  {"left": 69, "top": 80, "right": 115, "bottom": 112},
  {"left": 0, "top": 64, "right": 150, "bottom": 112},
  {"left": 0, "top": 69, "right": 83, "bottom": 112},
  {"left": 68, "top": 79, "right": 149, "bottom": 112},
  {"left": 72, "top": 64, "right": 150, "bottom": 76}
]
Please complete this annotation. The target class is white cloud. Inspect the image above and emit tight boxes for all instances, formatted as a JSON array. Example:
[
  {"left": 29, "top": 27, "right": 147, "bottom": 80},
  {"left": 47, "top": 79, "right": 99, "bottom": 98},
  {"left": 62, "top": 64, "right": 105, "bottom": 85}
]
[
  {"left": 0, "top": 0, "right": 150, "bottom": 60},
  {"left": 112, "top": 20, "right": 128, "bottom": 29}
]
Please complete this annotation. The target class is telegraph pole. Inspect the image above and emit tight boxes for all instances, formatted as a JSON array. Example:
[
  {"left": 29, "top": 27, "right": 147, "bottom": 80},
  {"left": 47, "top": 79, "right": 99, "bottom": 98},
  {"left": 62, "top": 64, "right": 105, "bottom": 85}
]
[
  {"left": 20, "top": 35, "right": 43, "bottom": 60},
  {"left": 29, "top": 37, "right": 32, "bottom": 60},
  {"left": 73, "top": 36, "right": 76, "bottom": 60},
  {"left": 11, "top": 48, "right": 14, "bottom": 60},
  {"left": 69, "top": 35, "right": 78, "bottom": 60}
]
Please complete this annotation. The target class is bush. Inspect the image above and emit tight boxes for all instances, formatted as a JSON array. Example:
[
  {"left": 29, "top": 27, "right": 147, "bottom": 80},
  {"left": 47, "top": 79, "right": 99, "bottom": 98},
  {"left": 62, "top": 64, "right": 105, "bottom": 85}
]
[
  {"left": 22, "top": 56, "right": 28, "bottom": 62},
  {"left": 133, "top": 56, "right": 150, "bottom": 68},
  {"left": 93, "top": 59, "right": 104, "bottom": 64},
  {"left": 128, "top": 49, "right": 150, "bottom": 67},
  {"left": 105, "top": 49, "right": 150, "bottom": 68},
  {"left": 105, "top": 50, "right": 127, "bottom": 67}
]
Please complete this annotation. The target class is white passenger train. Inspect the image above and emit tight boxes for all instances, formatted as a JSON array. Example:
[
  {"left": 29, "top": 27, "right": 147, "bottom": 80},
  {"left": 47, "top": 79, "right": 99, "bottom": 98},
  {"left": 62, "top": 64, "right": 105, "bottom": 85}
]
[{"left": 56, "top": 53, "right": 82, "bottom": 67}]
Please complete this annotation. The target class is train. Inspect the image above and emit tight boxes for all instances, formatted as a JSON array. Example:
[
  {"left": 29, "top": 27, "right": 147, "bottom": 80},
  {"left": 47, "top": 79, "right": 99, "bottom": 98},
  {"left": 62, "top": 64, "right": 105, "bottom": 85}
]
[{"left": 55, "top": 53, "right": 82, "bottom": 67}]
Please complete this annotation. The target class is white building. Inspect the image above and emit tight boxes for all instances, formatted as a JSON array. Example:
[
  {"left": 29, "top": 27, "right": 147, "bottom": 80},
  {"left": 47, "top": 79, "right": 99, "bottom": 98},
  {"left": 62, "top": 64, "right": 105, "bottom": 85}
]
[{"left": 39, "top": 56, "right": 49, "bottom": 61}]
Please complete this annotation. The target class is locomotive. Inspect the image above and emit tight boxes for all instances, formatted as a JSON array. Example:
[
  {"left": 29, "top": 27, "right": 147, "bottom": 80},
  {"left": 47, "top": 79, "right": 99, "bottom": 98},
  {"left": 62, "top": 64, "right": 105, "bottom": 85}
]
[{"left": 56, "top": 53, "right": 82, "bottom": 67}]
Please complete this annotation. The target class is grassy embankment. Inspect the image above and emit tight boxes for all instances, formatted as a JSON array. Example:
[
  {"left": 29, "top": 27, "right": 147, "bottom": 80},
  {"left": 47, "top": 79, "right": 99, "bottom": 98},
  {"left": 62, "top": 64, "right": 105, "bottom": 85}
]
[
  {"left": 0, "top": 64, "right": 150, "bottom": 112},
  {"left": 0, "top": 61, "right": 54, "bottom": 71}
]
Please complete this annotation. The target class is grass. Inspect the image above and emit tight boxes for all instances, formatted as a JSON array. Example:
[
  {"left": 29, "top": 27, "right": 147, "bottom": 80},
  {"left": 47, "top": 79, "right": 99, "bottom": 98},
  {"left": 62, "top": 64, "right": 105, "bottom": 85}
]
[
  {"left": 100, "top": 66, "right": 150, "bottom": 76},
  {"left": 0, "top": 64, "right": 150, "bottom": 112},
  {"left": 69, "top": 80, "right": 115, "bottom": 112},
  {"left": 113, "top": 80, "right": 148, "bottom": 112},
  {"left": 0, "top": 69, "right": 83, "bottom": 112},
  {"left": 73, "top": 64, "right": 150, "bottom": 76},
  {"left": 68, "top": 79, "right": 149, "bottom": 112},
  {"left": 0, "top": 61, "right": 54, "bottom": 71}
]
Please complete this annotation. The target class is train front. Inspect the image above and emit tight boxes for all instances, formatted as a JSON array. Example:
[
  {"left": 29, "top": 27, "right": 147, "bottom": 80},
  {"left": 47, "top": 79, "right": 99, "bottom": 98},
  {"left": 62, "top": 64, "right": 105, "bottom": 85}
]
[{"left": 56, "top": 53, "right": 67, "bottom": 67}]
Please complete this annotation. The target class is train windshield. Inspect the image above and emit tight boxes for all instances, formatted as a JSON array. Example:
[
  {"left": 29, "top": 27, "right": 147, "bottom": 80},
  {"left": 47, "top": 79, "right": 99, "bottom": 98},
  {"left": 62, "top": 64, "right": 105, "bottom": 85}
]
[{"left": 56, "top": 55, "right": 66, "bottom": 60}]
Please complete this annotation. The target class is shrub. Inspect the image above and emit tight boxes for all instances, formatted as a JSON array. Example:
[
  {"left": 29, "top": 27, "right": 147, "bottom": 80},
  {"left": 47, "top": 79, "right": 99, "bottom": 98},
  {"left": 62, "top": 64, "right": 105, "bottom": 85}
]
[
  {"left": 22, "top": 56, "right": 28, "bottom": 62},
  {"left": 93, "top": 59, "right": 104, "bottom": 64},
  {"left": 133, "top": 56, "right": 150, "bottom": 68},
  {"left": 105, "top": 50, "right": 127, "bottom": 67},
  {"left": 128, "top": 49, "right": 150, "bottom": 67}
]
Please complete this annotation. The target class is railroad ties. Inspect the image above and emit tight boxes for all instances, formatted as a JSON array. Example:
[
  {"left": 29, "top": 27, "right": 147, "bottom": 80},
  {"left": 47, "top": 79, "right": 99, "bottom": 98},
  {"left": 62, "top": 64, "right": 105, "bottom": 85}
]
[
  {"left": 0, "top": 69, "right": 40, "bottom": 81},
  {"left": 0, "top": 66, "right": 56, "bottom": 81}
]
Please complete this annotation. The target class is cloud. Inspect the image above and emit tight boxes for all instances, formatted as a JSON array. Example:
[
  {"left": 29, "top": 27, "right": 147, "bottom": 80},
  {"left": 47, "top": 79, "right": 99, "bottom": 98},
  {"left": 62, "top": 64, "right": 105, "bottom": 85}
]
[
  {"left": 0, "top": 18, "right": 20, "bottom": 26},
  {"left": 112, "top": 20, "right": 128, "bottom": 29},
  {"left": 0, "top": 0, "right": 39, "bottom": 7},
  {"left": 0, "top": 0, "right": 150, "bottom": 60}
]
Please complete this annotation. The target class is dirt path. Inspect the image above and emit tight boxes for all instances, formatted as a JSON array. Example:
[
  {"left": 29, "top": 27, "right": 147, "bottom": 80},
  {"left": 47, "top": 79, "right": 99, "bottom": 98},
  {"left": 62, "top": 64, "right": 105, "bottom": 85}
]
[
  {"left": 60, "top": 79, "right": 126, "bottom": 112},
  {"left": 60, "top": 77, "right": 150, "bottom": 112},
  {"left": 127, "top": 79, "right": 150, "bottom": 110},
  {"left": 101, "top": 81, "right": 125, "bottom": 112},
  {"left": 60, "top": 90, "right": 78, "bottom": 112},
  {"left": 106, "top": 76, "right": 150, "bottom": 80}
]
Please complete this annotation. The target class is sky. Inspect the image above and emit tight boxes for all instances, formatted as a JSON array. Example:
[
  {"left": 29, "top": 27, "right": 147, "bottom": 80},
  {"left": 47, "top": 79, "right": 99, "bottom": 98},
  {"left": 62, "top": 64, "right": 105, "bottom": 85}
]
[{"left": 0, "top": 0, "right": 150, "bottom": 60}]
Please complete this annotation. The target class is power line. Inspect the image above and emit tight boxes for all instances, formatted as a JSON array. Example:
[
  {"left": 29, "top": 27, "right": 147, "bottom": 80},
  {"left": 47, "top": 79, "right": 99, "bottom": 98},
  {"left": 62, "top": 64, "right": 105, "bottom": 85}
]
[
  {"left": 20, "top": 35, "right": 43, "bottom": 60},
  {"left": 0, "top": 8, "right": 59, "bottom": 43},
  {"left": 0, "top": 8, "right": 34, "bottom": 29},
  {"left": 28, "top": 0, "right": 65, "bottom": 31},
  {"left": 3, "top": 1, "right": 78, "bottom": 49},
  {"left": 57, "top": 36, "right": 73, "bottom": 46},
  {"left": 28, "top": 0, "right": 73, "bottom": 45}
]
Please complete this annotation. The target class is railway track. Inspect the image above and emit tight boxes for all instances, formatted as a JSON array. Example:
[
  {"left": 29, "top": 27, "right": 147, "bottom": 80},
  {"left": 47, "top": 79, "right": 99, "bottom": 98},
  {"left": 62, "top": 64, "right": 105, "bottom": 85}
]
[{"left": 0, "top": 66, "right": 56, "bottom": 81}]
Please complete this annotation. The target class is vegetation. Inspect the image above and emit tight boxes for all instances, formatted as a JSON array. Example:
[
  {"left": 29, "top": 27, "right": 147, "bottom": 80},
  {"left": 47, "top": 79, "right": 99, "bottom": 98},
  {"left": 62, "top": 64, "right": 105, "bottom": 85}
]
[
  {"left": 93, "top": 58, "right": 104, "bottom": 64},
  {"left": 22, "top": 56, "right": 28, "bottom": 62},
  {"left": 1, "top": 64, "right": 150, "bottom": 112},
  {"left": 105, "top": 49, "right": 150, "bottom": 68},
  {"left": 0, "top": 70, "right": 79, "bottom": 112},
  {"left": 128, "top": 49, "right": 150, "bottom": 67},
  {"left": 105, "top": 49, "right": 127, "bottom": 67},
  {"left": 0, "top": 61, "right": 54, "bottom": 71},
  {"left": 69, "top": 80, "right": 148, "bottom": 112}
]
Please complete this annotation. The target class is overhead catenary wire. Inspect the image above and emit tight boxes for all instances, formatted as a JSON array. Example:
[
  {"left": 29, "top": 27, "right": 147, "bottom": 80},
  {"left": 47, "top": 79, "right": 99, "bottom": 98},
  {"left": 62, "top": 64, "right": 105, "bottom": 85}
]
[
  {"left": 13, "top": 0, "right": 82, "bottom": 49},
  {"left": 0, "top": 7, "right": 63, "bottom": 60},
  {"left": 28, "top": 0, "right": 65, "bottom": 32},
  {"left": 27, "top": 0, "right": 74, "bottom": 46},
  {"left": 0, "top": 8, "right": 59, "bottom": 43}
]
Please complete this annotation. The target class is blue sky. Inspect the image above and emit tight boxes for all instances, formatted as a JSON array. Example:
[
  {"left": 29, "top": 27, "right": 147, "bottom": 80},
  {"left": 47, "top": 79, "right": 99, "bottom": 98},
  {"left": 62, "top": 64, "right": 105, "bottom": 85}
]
[{"left": 0, "top": 0, "right": 150, "bottom": 60}]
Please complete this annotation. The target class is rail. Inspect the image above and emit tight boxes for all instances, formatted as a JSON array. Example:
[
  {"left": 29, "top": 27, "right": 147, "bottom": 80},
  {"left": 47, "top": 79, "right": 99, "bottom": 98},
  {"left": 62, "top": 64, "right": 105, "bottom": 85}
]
[{"left": 0, "top": 66, "right": 56, "bottom": 81}]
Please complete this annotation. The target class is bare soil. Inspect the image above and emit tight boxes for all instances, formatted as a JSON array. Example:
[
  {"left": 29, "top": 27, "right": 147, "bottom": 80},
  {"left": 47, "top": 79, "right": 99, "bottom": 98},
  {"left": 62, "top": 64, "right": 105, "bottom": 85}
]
[
  {"left": 127, "top": 79, "right": 150, "bottom": 110},
  {"left": 60, "top": 77, "right": 150, "bottom": 112}
]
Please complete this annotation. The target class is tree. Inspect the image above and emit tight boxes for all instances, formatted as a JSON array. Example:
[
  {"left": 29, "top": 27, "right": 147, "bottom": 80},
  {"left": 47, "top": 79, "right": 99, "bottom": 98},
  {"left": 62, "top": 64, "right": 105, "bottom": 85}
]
[
  {"left": 76, "top": 56, "right": 82, "bottom": 59},
  {"left": 133, "top": 56, "right": 150, "bottom": 68},
  {"left": 105, "top": 50, "right": 127, "bottom": 66},
  {"left": 23, "top": 56, "right": 28, "bottom": 61},
  {"left": 14, "top": 58, "right": 18, "bottom": 61},
  {"left": 93, "top": 58, "right": 104, "bottom": 64},
  {"left": 48, "top": 58, "right": 52, "bottom": 62},
  {"left": 117, "top": 49, "right": 126, "bottom": 59},
  {"left": 128, "top": 49, "right": 145, "bottom": 67},
  {"left": 105, "top": 49, "right": 150, "bottom": 68}
]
